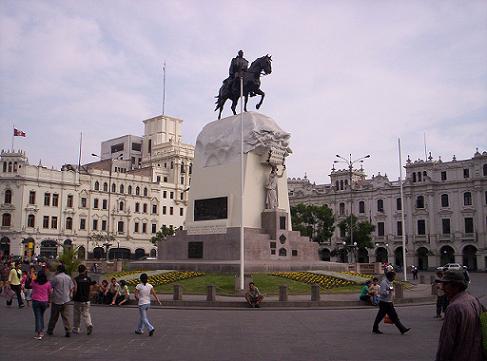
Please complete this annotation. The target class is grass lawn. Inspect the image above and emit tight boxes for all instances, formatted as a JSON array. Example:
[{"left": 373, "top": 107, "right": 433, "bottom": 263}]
[{"left": 154, "top": 273, "right": 361, "bottom": 296}]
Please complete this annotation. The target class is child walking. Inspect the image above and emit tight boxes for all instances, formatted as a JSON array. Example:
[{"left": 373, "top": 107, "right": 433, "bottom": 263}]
[{"left": 134, "top": 273, "right": 161, "bottom": 336}]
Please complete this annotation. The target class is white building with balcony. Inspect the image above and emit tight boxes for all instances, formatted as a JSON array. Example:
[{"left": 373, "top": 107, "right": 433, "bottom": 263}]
[
  {"left": 0, "top": 115, "right": 194, "bottom": 261},
  {"left": 288, "top": 150, "right": 487, "bottom": 271}
]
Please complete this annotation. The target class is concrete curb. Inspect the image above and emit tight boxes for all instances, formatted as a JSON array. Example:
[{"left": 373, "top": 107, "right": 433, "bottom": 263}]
[{"left": 90, "top": 295, "right": 435, "bottom": 310}]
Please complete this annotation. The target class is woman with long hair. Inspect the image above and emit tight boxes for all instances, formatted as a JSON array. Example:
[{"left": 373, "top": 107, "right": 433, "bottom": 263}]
[
  {"left": 31, "top": 270, "right": 52, "bottom": 339},
  {"left": 134, "top": 273, "right": 160, "bottom": 336}
]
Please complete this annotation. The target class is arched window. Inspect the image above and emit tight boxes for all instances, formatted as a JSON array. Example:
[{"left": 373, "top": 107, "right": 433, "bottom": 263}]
[
  {"left": 66, "top": 217, "right": 73, "bottom": 230},
  {"left": 335, "top": 181, "right": 339, "bottom": 190},
  {"left": 103, "top": 182, "right": 108, "bottom": 192},
  {"left": 417, "top": 172, "right": 422, "bottom": 182},
  {"left": 8, "top": 162, "right": 12, "bottom": 172},
  {"left": 4, "top": 189, "right": 12, "bottom": 204},
  {"left": 111, "top": 183, "right": 116, "bottom": 193},
  {"left": 128, "top": 185, "right": 132, "bottom": 195},
  {"left": 441, "top": 194, "right": 449, "bottom": 208},
  {"left": 279, "top": 248, "right": 287, "bottom": 257},
  {"left": 135, "top": 202, "right": 140, "bottom": 213},
  {"left": 339, "top": 202, "right": 345, "bottom": 216},
  {"left": 136, "top": 186, "right": 140, "bottom": 195},
  {"left": 483, "top": 164, "right": 487, "bottom": 177},
  {"left": 2, "top": 213, "right": 12, "bottom": 227},
  {"left": 150, "top": 249, "right": 157, "bottom": 258},
  {"left": 416, "top": 195, "right": 425, "bottom": 209},
  {"left": 359, "top": 201, "right": 365, "bottom": 214},
  {"left": 27, "top": 214, "right": 35, "bottom": 228},
  {"left": 377, "top": 199, "right": 384, "bottom": 212},
  {"left": 2, "top": 162, "right": 6, "bottom": 172},
  {"left": 340, "top": 180, "right": 344, "bottom": 190},
  {"left": 464, "top": 192, "right": 472, "bottom": 206},
  {"left": 412, "top": 173, "right": 416, "bottom": 182},
  {"left": 120, "top": 184, "right": 124, "bottom": 194},
  {"left": 143, "top": 187, "right": 148, "bottom": 196},
  {"left": 119, "top": 201, "right": 124, "bottom": 211},
  {"left": 94, "top": 181, "right": 100, "bottom": 191}
]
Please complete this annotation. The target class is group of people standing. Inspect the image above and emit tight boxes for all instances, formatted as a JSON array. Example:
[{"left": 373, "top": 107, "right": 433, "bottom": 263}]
[{"left": 2, "top": 261, "right": 161, "bottom": 339}]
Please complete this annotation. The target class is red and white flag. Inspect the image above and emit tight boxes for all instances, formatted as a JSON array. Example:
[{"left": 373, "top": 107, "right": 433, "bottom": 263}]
[{"left": 13, "top": 128, "right": 26, "bottom": 137}]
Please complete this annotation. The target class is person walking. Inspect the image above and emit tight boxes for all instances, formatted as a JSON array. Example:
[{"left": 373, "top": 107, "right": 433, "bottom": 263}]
[
  {"left": 31, "top": 270, "right": 52, "bottom": 339},
  {"left": 435, "top": 270, "right": 485, "bottom": 361},
  {"left": 372, "top": 270, "right": 411, "bottom": 335},
  {"left": 434, "top": 271, "right": 448, "bottom": 319},
  {"left": 72, "top": 264, "right": 96, "bottom": 335},
  {"left": 134, "top": 273, "right": 160, "bottom": 336},
  {"left": 46, "top": 264, "right": 74, "bottom": 337},
  {"left": 6, "top": 262, "right": 24, "bottom": 308}
]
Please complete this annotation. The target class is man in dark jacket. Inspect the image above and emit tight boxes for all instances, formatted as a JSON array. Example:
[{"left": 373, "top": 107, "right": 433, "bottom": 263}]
[{"left": 72, "top": 264, "right": 96, "bottom": 335}]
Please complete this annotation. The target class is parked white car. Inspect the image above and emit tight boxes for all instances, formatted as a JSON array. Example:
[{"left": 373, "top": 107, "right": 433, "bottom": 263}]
[{"left": 437, "top": 263, "right": 463, "bottom": 271}]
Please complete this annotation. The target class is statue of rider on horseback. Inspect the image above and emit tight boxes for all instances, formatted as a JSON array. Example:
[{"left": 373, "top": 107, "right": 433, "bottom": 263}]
[{"left": 215, "top": 50, "right": 272, "bottom": 119}]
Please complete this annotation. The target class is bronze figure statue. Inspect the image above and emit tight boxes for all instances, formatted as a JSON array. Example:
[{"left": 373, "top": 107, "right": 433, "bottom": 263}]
[{"left": 215, "top": 51, "right": 272, "bottom": 119}]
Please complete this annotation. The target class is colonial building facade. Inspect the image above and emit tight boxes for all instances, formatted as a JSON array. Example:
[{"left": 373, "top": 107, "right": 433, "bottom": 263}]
[
  {"left": 0, "top": 115, "right": 194, "bottom": 261},
  {"left": 288, "top": 150, "right": 487, "bottom": 271}
]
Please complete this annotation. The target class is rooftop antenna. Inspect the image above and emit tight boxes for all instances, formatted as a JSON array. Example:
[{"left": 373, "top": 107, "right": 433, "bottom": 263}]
[{"left": 162, "top": 61, "right": 166, "bottom": 116}]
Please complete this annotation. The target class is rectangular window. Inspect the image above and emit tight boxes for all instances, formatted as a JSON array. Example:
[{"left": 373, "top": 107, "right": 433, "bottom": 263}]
[
  {"left": 80, "top": 218, "right": 86, "bottom": 230},
  {"left": 93, "top": 198, "right": 99, "bottom": 209},
  {"left": 180, "top": 208, "right": 184, "bottom": 217},
  {"left": 180, "top": 176, "right": 184, "bottom": 184},
  {"left": 51, "top": 216, "right": 57, "bottom": 229},
  {"left": 270, "top": 242, "right": 276, "bottom": 249},
  {"left": 163, "top": 191, "right": 167, "bottom": 198},
  {"left": 163, "top": 206, "right": 167, "bottom": 215},
  {"left": 52, "top": 194, "right": 59, "bottom": 207},
  {"left": 81, "top": 197, "right": 87, "bottom": 208},
  {"left": 163, "top": 176, "right": 168, "bottom": 182},
  {"left": 170, "top": 207, "right": 173, "bottom": 215},
  {"left": 157, "top": 176, "right": 161, "bottom": 183},
  {"left": 441, "top": 171, "right": 447, "bottom": 181},
  {"left": 27, "top": 215, "right": 35, "bottom": 228},
  {"left": 102, "top": 199, "right": 107, "bottom": 210},
  {"left": 92, "top": 219, "right": 98, "bottom": 230},
  {"left": 29, "top": 191, "right": 36, "bottom": 205},
  {"left": 152, "top": 223, "right": 157, "bottom": 234},
  {"left": 396, "top": 198, "right": 402, "bottom": 211},
  {"left": 44, "top": 193, "right": 51, "bottom": 206},
  {"left": 442, "top": 219, "right": 451, "bottom": 235},
  {"left": 118, "top": 221, "right": 124, "bottom": 233},
  {"left": 463, "top": 169, "right": 470, "bottom": 178},
  {"left": 152, "top": 204, "right": 157, "bottom": 214},
  {"left": 142, "top": 223, "right": 147, "bottom": 233},
  {"left": 101, "top": 220, "right": 107, "bottom": 231},
  {"left": 143, "top": 204, "right": 147, "bottom": 213},
  {"left": 464, "top": 218, "right": 474, "bottom": 234},
  {"left": 67, "top": 195, "right": 73, "bottom": 208},
  {"left": 378, "top": 222, "right": 385, "bottom": 237},
  {"left": 417, "top": 219, "right": 426, "bottom": 235},
  {"left": 397, "top": 221, "right": 403, "bottom": 236},
  {"left": 43, "top": 216, "right": 49, "bottom": 228},
  {"left": 170, "top": 192, "right": 174, "bottom": 199},
  {"left": 134, "top": 222, "right": 139, "bottom": 233}
]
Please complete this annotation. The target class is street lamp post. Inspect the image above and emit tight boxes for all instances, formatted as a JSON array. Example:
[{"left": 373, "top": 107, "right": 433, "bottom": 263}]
[{"left": 334, "top": 154, "right": 370, "bottom": 262}]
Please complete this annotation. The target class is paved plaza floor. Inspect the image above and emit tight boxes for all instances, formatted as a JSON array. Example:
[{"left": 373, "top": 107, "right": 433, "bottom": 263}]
[{"left": 1, "top": 272, "right": 485, "bottom": 361}]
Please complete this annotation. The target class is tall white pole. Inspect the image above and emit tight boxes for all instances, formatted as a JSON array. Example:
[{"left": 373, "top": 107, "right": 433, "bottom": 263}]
[
  {"left": 239, "top": 75, "right": 245, "bottom": 290},
  {"left": 11, "top": 124, "right": 15, "bottom": 151},
  {"left": 162, "top": 61, "right": 166, "bottom": 116},
  {"left": 398, "top": 138, "right": 407, "bottom": 281}
]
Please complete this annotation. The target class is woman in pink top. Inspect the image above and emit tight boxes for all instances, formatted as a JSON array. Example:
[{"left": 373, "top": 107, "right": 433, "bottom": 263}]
[{"left": 30, "top": 270, "right": 52, "bottom": 340}]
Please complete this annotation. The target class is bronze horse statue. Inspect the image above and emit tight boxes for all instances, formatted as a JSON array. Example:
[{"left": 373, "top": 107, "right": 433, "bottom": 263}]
[{"left": 215, "top": 55, "right": 272, "bottom": 119}]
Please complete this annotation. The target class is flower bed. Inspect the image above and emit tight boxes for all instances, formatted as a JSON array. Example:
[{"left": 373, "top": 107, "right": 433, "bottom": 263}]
[
  {"left": 106, "top": 270, "right": 144, "bottom": 279},
  {"left": 340, "top": 271, "right": 374, "bottom": 278},
  {"left": 125, "top": 271, "right": 204, "bottom": 287},
  {"left": 271, "top": 272, "right": 355, "bottom": 289}
]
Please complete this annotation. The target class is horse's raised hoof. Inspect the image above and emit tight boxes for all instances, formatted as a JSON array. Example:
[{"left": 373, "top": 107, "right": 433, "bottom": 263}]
[{"left": 256, "top": 104, "right": 261, "bottom": 110}]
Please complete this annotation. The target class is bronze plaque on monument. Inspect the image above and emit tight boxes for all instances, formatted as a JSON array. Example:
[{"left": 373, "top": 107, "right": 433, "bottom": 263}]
[{"left": 194, "top": 197, "right": 228, "bottom": 221}]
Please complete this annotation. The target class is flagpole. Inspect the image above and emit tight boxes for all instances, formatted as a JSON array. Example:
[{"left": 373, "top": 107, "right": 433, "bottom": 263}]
[
  {"left": 239, "top": 73, "right": 245, "bottom": 291},
  {"left": 398, "top": 138, "right": 407, "bottom": 281},
  {"left": 162, "top": 61, "right": 166, "bottom": 116},
  {"left": 12, "top": 125, "right": 15, "bottom": 151}
]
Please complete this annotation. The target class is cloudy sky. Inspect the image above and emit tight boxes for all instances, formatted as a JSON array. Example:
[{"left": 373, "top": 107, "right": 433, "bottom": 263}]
[{"left": 1, "top": 0, "right": 486, "bottom": 184}]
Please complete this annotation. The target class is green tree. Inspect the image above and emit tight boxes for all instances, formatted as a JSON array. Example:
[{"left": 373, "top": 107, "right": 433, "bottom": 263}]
[
  {"left": 151, "top": 225, "right": 176, "bottom": 245},
  {"left": 337, "top": 215, "right": 375, "bottom": 249},
  {"left": 58, "top": 245, "right": 81, "bottom": 276},
  {"left": 291, "top": 203, "right": 335, "bottom": 242}
]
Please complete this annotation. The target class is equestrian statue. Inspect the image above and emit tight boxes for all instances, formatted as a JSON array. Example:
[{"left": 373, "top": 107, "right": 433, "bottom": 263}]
[{"left": 215, "top": 50, "right": 272, "bottom": 119}]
